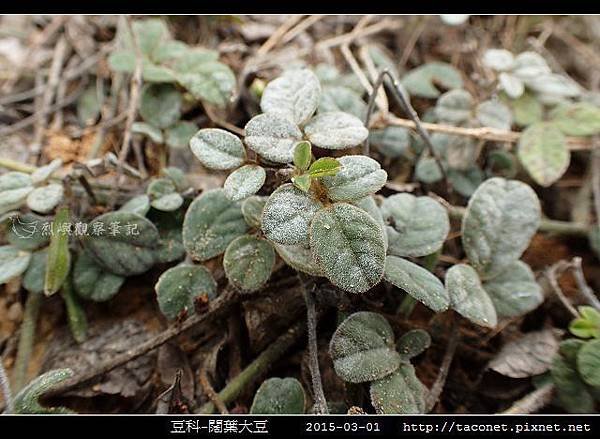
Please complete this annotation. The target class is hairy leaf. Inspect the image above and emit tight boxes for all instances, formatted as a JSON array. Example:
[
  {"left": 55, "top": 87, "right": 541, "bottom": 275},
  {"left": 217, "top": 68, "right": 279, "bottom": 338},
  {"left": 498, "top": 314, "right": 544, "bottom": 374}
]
[
  {"left": 0, "top": 172, "right": 33, "bottom": 215},
  {"left": 370, "top": 363, "right": 426, "bottom": 414},
  {"left": 165, "top": 121, "right": 198, "bottom": 149},
  {"left": 434, "top": 89, "right": 473, "bottom": 124},
  {"left": 321, "top": 155, "right": 387, "bottom": 202},
  {"left": 250, "top": 377, "right": 305, "bottom": 414},
  {"left": 402, "top": 62, "right": 463, "bottom": 98},
  {"left": 190, "top": 128, "right": 246, "bottom": 170},
  {"left": 577, "top": 339, "right": 600, "bottom": 387},
  {"left": 73, "top": 251, "right": 125, "bottom": 302},
  {"left": 12, "top": 369, "right": 74, "bottom": 414},
  {"left": 175, "top": 61, "right": 235, "bottom": 108},
  {"left": 244, "top": 113, "right": 303, "bottom": 163},
  {"left": 446, "top": 264, "right": 497, "bottom": 328},
  {"left": 273, "top": 243, "right": 324, "bottom": 277},
  {"left": 397, "top": 329, "right": 431, "bottom": 361},
  {"left": 0, "top": 245, "right": 32, "bottom": 285},
  {"left": 22, "top": 249, "right": 47, "bottom": 294},
  {"left": 569, "top": 306, "right": 600, "bottom": 339},
  {"left": 147, "top": 178, "right": 183, "bottom": 212},
  {"left": 475, "top": 100, "right": 513, "bottom": 130},
  {"left": 26, "top": 184, "right": 64, "bottom": 214},
  {"left": 304, "top": 111, "right": 368, "bottom": 150},
  {"left": 120, "top": 194, "right": 151, "bottom": 216},
  {"left": 550, "top": 102, "right": 600, "bottom": 136},
  {"left": 241, "top": 195, "right": 267, "bottom": 229},
  {"left": 308, "top": 157, "right": 341, "bottom": 178},
  {"left": 224, "top": 235, "right": 275, "bottom": 292},
  {"left": 293, "top": 141, "right": 312, "bottom": 171},
  {"left": 44, "top": 207, "right": 71, "bottom": 296},
  {"left": 369, "top": 126, "right": 411, "bottom": 159},
  {"left": 139, "top": 83, "right": 182, "bottom": 129},
  {"left": 223, "top": 165, "right": 266, "bottom": 202},
  {"left": 319, "top": 85, "right": 366, "bottom": 118}
]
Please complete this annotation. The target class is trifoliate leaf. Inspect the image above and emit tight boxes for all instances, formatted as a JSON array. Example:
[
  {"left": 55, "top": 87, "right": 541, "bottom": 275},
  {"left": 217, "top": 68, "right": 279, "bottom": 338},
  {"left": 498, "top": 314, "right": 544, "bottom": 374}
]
[
  {"left": 260, "top": 68, "right": 321, "bottom": 125},
  {"left": 370, "top": 363, "right": 426, "bottom": 414},
  {"left": 190, "top": 128, "right": 246, "bottom": 170},
  {"left": 83, "top": 211, "right": 159, "bottom": 276},
  {"left": 446, "top": 264, "right": 497, "bottom": 328},
  {"left": 165, "top": 121, "right": 198, "bottom": 149},
  {"left": 120, "top": 194, "right": 151, "bottom": 216},
  {"left": 475, "top": 100, "right": 513, "bottom": 130},
  {"left": 550, "top": 102, "right": 600, "bottom": 136},
  {"left": 223, "top": 165, "right": 266, "bottom": 202},
  {"left": 434, "top": 89, "right": 473, "bottom": 124},
  {"left": 577, "top": 339, "right": 600, "bottom": 387},
  {"left": 0, "top": 171, "right": 33, "bottom": 215},
  {"left": 241, "top": 195, "right": 267, "bottom": 229},
  {"left": 321, "top": 155, "right": 387, "bottom": 202},
  {"left": 261, "top": 184, "right": 322, "bottom": 246},
  {"left": 244, "top": 113, "right": 303, "bottom": 164},
  {"left": 329, "top": 311, "right": 401, "bottom": 383},
  {"left": 397, "top": 329, "right": 431, "bottom": 361},
  {"left": 223, "top": 235, "right": 275, "bottom": 292},
  {"left": 381, "top": 193, "right": 449, "bottom": 258},
  {"left": 304, "top": 111, "right": 368, "bottom": 150},
  {"left": 482, "top": 260, "right": 543, "bottom": 318},
  {"left": 319, "top": 85, "right": 366, "bottom": 118},
  {"left": 273, "top": 243, "right": 324, "bottom": 277},
  {"left": 132, "top": 122, "right": 164, "bottom": 143},
  {"left": 73, "top": 250, "right": 125, "bottom": 302},
  {"left": 182, "top": 189, "right": 247, "bottom": 261},
  {"left": 0, "top": 245, "right": 31, "bottom": 285},
  {"left": 139, "top": 83, "right": 182, "bottom": 129},
  {"left": 462, "top": 177, "right": 541, "bottom": 279},
  {"left": 22, "top": 249, "right": 47, "bottom": 294},
  {"left": 293, "top": 141, "right": 312, "bottom": 171},
  {"left": 250, "top": 377, "right": 305, "bottom": 414},
  {"left": 402, "top": 62, "right": 463, "bottom": 98},
  {"left": 155, "top": 264, "right": 217, "bottom": 320},
  {"left": 517, "top": 122, "right": 570, "bottom": 187},
  {"left": 44, "top": 207, "right": 71, "bottom": 296},
  {"left": 175, "top": 61, "right": 235, "bottom": 108},
  {"left": 369, "top": 126, "right": 411, "bottom": 159},
  {"left": 384, "top": 256, "right": 449, "bottom": 312},
  {"left": 310, "top": 203, "right": 385, "bottom": 294},
  {"left": 308, "top": 157, "right": 341, "bottom": 178},
  {"left": 12, "top": 368, "right": 74, "bottom": 414},
  {"left": 482, "top": 49, "right": 515, "bottom": 71},
  {"left": 147, "top": 178, "right": 183, "bottom": 212},
  {"left": 569, "top": 306, "right": 600, "bottom": 339}
]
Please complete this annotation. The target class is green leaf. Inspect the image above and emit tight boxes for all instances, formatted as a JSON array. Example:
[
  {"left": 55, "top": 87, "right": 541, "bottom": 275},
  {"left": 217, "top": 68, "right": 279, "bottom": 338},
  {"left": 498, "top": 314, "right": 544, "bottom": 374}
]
[
  {"left": 319, "top": 85, "right": 366, "bottom": 119},
  {"left": 551, "top": 354, "right": 595, "bottom": 413},
  {"left": 559, "top": 339, "right": 586, "bottom": 363},
  {"left": 352, "top": 195, "right": 388, "bottom": 251},
  {"left": 370, "top": 363, "right": 426, "bottom": 414},
  {"left": 155, "top": 264, "right": 217, "bottom": 320},
  {"left": 224, "top": 235, "right": 275, "bottom": 293},
  {"left": 577, "top": 339, "right": 600, "bottom": 387},
  {"left": 182, "top": 189, "right": 248, "bottom": 261},
  {"left": 165, "top": 121, "right": 198, "bottom": 149},
  {"left": 507, "top": 91, "right": 543, "bottom": 127},
  {"left": 132, "top": 122, "right": 164, "bottom": 143},
  {"left": 223, "top": 165, "right": 266, "bottom": 202},
  {"left": 260, "top": 68, "right": 321, "bottom": 125},
  {"left": 151, "top": 39, "right": 193, "bottom": 63},
  {"left": 244, "top": 113, "right": 303, "bottom": 164},
  {"left": 321, "top": 155, "right": 387, "bottom": 202},
  {"left": 397, "top": 329, "right": 431, "bottom": 361},
  {"left": 291, "top": 174, "right": 311, "bottom": 193},
  {"left": 129, "top": 18, "right": 171, "bottom": 57},
  {"left": 250, "top": 377, "right": 305, "bottom": 414},
  {"left": 107, "top": 50, "right": 136, "bottom": 73},
  {"left": 0, "top": 245, "right": 31, "bottom": 285},
  {"left": 329, "top": 311, "right": 401, "bottom": 383},
  {"left": 482, "top": 48, "right": 515, "bottom": 71},
  {"left": 6, "top": 213, "right": 51, "bottom": 251},
  {"left": 569, "top": 306, "right": 600, "bottom": 339},
  {"left": 482, "top": 260, "right": 543, "bottom": 318},
  {"left": 447, "top": 167, "right": 484, "bottom": 198},
  {"left": 310, "top": 203, "right": 385, "bottom": 294},
  {"left": 162, "top": 167, "right": 187, "bottom": 191},
  {"left": 0, "top": 171, "right": 33, "bottom": 215},
  {"left": 23, "top": 249, "right": 48, "bottom": 294},
  {"left": 293, "top": 141, "right": 312, "bottom": 171},
  {"left": 175, "top": 61, "right": 235, "bottom": 108},
  {"left": 154, "top": 230, "right": 186, "bottom": 264},
  {"left": 30, "top": 159, "right": 62, "bottom": 185},
  {"left": 273, "top": 243, "right": 324, "bottom": 277},
  {"left": 381, "top": 193, "right": 449, "bottom": 258},
  {"left": 61, "top": 277, "right": 88, "bottom": 343},
  {"left": 402, "top": 62, "right": 463, "bottom": 98},
  {"left": 475, "top": 99, "right": 513, "bottom": 130},
  {"left": 415, "top": 156, "right": 444, "bottom": 184},
  {"left": 73, "top": 250, "right": 125, "bottom": 302},
  {"left": 120, "top": 194, "right": 151, "bottom": 216},
  {"left": 261, "top": 184, "right": 322, "bottom": 246},
  {"left": 446, "top": 264, "right": 497, "bottom": 328},
  {"left": 241, "top": 195, "right": 267, "bottom": 229},
  {"left": 369, "top": 126, "right": 412, "bottom": 159},
  {"left": 83, "top": 211, "right": 158, "bottom": 276},
  {"left": 12, "top": 369, "right": 75, "bottom": 414},
  {"left": 550, "top": 102, "right": 600, "bottom": 136},
  {"left": 139, "top": 83, "right": 182, "bottom": 129},
  {"left": 77, "top": 84, "right": 102, "bottom": 126},
  {"left": 26, "top": 184, "right": 64, "bottom": 214},
  {"left": 304, "top": 111, "right": 369, "bottom": 150},
  {"left": 517, "top": 122, "right": 570, "bottom": 187},
  {"left": 308, "top": 157, "right": 341, "bottom": 178},
  {"left": 44, "top": 207, "right": 71, "bottom": 296},
  {"left": 462, "top": 177, "right": 541, "bottom": 279},
  {"left": 434, "top": 89, "right": 473, "bottom": 124},
  {"left": 383, "top": 256, "right": 449, "bottom": 312},
  {"left": 147, "top": 178, "right": 183, "bottom": 212},
  {"left": 190, "top": 128, "right": 246, "bottom": 170}
]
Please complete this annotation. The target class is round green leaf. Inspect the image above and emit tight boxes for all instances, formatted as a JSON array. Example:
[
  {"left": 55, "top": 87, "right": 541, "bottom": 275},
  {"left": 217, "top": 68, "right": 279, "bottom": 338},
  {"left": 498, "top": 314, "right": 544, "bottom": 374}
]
[
  {"left": 482, "top": 260, "right": 543, "bottom": 318},
  {"left": 415, "top": 156, "right": 444, "bottom": 184},
  {"left": 132, "top": 122, "right": 164, "bottom": 143},
  {"left": 22, "top": 249, "right": 47, "bottom": 294},
  {"left": 139, "top": 83, "right": 182, "bottom": 129},
  {"left": 370, "top": 363, "right": 426, "bottom": 414},
  {"left": 26, "top": 184, "right": 64, "bottom": 214},
  {"left": 293, "top": 141, "right": 312, "bottom": 172},
  {"left": 73, "top": 251, "right": 126, "bottom": 302},
  {"left": 321, "top": 155, "right": 387, "bottom": 202},
  {"left": 260, "top": 68, "right": 321, "bottom": 125},
  {"left": 147, "top": 178, "right": 183, "bottom": 212},
  {"left": 446, "top": 264, "right": 497, "bottom": 328},
  {"left": 165, "top": 121, "right": 198, "bottom": 149},
  {"left": 577, "top": 339, "right": 600, "bottom": 387},
  {"left": 83, "top": 211, "right": 159, "bottom": 276},
  {"left": 352, "top": 195, "right": 388, "bottom": 250},
  {"left": 329, "top": 311, "right": 401, "bottom": 383},
  {"left": 304, "top": 111, "right": 368, "bottom": 150},
  {"left": 175, "top": 61, "right": 235, "bottom": 108},
  {"left": 383, "top": 256, "right": 449, "bottom": 312},
  {"left": 310, "top": 203, "right": 385, "bottom": 294},
  {"left": 244, "top": 113, "right": 303, "bottom": 164},
  {"left": 261, "top": 184, "right": 322, "bottom": 246},
  {"left": 0, "top": 171, "right": 33, "bottom": 215},
  {"left": 462, "top": 177, "right": 540, "bottom": 279},
  {"left": 223, "top": 235, "right": 275, "bottom": 292},
  {"left": 507, "top": 91, "right": 542, "bottom": 127},
  {"left": 517, "top": 122, "right": 570, "bottom": 187},
  {"left": 448, "top": 167, "right": 484, "bottom": 198},
  {"left": 250, "top": 377, "right": 305, "bottom": 414},
  {"left": 550, "top": 102, "right": 600, "bottom": 136},
  {"left": 397, "top": 329, "right": 431, "bottom": 361},
  {"left": 319, "top": 85, "right": 366, "bottom": 119},
  {"left": 273, "top": 243, "right": 324, "bottom": 277},
  {"left": 369, "top": 126, "right": 411, "bottom": 159},
  {"left": 475, "top": 99, "right": 513, "bottom": 130},
  {"left": 182, "top": 189, "right": 248, "bottom": 261},
  {"left": 223, "top": 165, "right": 266, "bottom": 202},
  {"left": 120, "top": 194, "right": 151, "bottom": 216},
  {"left": 401, "top": 62, "right": 463, "bottom": 98},
  {"left": 190, "top": 128, "right": 246, "bottom": 170},
  {"left": 155, "top": 264, "right": 217, "bottom": 320},
  {"left": 241, "top": 195, "right": 267, "bottom": 228},
  {"left": 434, "top": 89, "right": 473, "bottom": 124},
  {"left": 381, "top": 193, "right": 449, "bottom": 258},
  {"left": 482, "top": 49, "right": 515, "bottom": 71}
]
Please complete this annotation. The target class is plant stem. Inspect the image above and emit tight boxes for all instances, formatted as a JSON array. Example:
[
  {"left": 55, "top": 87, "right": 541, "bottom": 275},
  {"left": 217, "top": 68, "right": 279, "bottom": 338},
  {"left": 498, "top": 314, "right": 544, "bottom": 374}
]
[
  {"left": 13, "top": 292, "right": 42, "bottom": 391},
  {"left": 425, "top": 315, "right": 459, "bottom": 412},
  {"left": 198, "top": 318, "right": 306, "bottom": 414},
  {"left": 0, "top": 360, "right": 13, "bottom": 413}
]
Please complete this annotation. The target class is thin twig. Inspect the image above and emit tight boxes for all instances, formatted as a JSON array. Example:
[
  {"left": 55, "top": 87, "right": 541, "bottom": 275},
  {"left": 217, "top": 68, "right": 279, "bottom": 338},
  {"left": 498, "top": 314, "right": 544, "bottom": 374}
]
[
  {"left": 545, "top": 261, "right": 580, "bottom": 318},
  {"left": 425, "top": 315, "right": 459, "bottom": 412},
  {"left": 570, "top": 257, "right": 600, "bottom": 310},
  {"left": 0, "top": 361, "right": 13, "bottom": 413},
  {"left": 280, "top": 15, "right": 325, "bottom": 46},
  {"left": 501, "top": 383, "right": 554, "bottom": 414},
  {"left": 199, "top": 364, "right": 229, "bottom": 414},
  {"left": 256, "top": 15, "right": 305, "bottom": 57}
]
